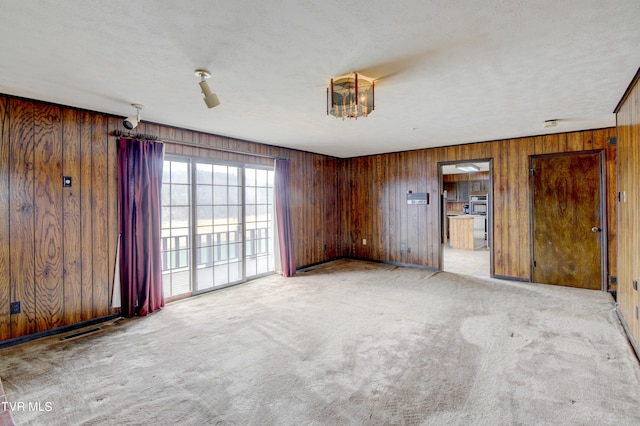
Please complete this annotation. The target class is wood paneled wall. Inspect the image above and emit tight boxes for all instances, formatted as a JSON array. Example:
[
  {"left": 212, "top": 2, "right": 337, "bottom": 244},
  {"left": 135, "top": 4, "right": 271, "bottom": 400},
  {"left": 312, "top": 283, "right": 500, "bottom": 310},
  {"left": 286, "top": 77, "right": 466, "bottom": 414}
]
[
  {"left": 615, "top": 71, "right": 640, "bottom": 348},
  {"left": 0, "top": 98, "right": 118, "bottom": 341},
  {"left": 341, "top": 128, "right": 617, "bottom": 282},
  {"left": 0, "top": 92, "right": 618, "bottom": 344},
  {"left": 0, "top": 95, "right": 341, "bottom": 342}
]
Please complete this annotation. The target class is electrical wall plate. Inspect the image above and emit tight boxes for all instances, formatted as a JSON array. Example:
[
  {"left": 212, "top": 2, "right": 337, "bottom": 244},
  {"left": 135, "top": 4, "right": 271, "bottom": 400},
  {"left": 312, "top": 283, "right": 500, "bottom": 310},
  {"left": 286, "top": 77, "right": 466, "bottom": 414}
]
[{"left": 63, "top": 176, "right": 72, "bottom": 187}]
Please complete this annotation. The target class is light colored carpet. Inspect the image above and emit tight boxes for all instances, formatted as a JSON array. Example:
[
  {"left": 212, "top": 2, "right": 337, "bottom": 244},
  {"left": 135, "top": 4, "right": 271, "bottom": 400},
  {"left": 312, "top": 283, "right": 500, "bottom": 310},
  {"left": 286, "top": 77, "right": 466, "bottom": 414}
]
[
  {"left": 0, "top": 379, "right": 16, "bottom": 426},
  {"left": 1, "top": 259, "right": 640, "bottom": 425}
]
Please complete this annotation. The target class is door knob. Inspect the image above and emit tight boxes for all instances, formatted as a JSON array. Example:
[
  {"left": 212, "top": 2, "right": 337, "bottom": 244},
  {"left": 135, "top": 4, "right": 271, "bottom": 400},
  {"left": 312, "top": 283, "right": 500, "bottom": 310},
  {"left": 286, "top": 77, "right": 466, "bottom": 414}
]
[{"left": 591, "top": 227, "right": 602, "bottom": 233}]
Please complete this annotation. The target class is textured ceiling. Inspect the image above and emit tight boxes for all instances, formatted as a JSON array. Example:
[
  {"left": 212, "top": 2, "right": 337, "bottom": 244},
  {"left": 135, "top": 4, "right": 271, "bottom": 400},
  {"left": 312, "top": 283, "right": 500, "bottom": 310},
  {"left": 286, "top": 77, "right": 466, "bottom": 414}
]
[{"left": 1, "top": 1, "right": 639, "bottom": 158}]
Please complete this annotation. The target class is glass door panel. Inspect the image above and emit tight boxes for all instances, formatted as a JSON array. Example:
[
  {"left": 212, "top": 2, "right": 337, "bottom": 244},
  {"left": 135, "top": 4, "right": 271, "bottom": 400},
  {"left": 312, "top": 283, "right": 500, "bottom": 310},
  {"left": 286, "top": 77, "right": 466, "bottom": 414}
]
[
  {"left": 161, "top": 159, "right": 192, "bottom": 297},
  {"left": 245, "top": 167, "right": 275, "bottom": 277},
  {"left": 194, "top": 162, "right": 243, "bottom": 291}
]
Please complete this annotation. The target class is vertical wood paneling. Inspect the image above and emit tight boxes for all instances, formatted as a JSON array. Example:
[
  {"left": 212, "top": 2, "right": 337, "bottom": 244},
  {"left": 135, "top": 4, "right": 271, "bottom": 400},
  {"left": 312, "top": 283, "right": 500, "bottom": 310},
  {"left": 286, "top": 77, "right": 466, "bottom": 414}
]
[
  {"left": 0, "top": 97, "right": 9, "bottom": 340},
  {"left": 0, "top": 91, "right": 621, "bottom": 342},
  {"left": 62, "top": 109, "right": 82, "bottom": 325},
  {"left": 520, "top": 138, "right": 536, "bottom": 278},
  {"left": 79, "top": 111, "right": 93, "bottom": 321},
  {"left": 433, "top": 147, "right": 448, "bottom": 269},
  {"left": 406, "top": 152, "right": 419, "bottom": 264},
  {"left": 91, "top": 114, "right": 109, "bottom": 318},
  {"left": 9, "top": 99, "right": 35, "bottom": 338},
  {"left": 388, "top": 153, "right": 400, "bottom": 263},
  {"left": 616, "top": 75, "right": 640, "bottom": 345},
  {"left": 415, "top": 150, "right": 428, "bottom": 264},
  {"left": 2, "top": 96, "right": 344, "bottom": 343},
  {"left": 428, "top": 148, "right": 440, "bottom": 267},
  {"left": 107, "top": 117, "right": 120, "bottom": 315},
  {"left": 566, "top": 132, "right": 583, "bottom": 152},
  {"left": 505, "top": 139, "right": 519, "bottom": 277},
  {"left": 604, "top": 128, "right": 617, "bottom": 280},
  {"left": 491, "top": 140, "right": 506, "bottom": 276},
  {"left": 343, "top": 129, "right": 615, "bottom": 280},
  {"left": 34, "top": 103, "right": 63, "bottom": 332}
]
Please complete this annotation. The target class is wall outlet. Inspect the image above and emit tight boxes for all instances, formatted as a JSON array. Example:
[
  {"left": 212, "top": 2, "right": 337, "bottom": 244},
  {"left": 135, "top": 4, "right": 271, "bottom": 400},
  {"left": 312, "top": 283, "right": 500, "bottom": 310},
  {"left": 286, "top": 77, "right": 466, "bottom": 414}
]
[
  {"left": 362, "top": 239, "right": 366, "bottom": 245},
  {"left": 10, "top": 301, "right": 21, "bottom": 314}
]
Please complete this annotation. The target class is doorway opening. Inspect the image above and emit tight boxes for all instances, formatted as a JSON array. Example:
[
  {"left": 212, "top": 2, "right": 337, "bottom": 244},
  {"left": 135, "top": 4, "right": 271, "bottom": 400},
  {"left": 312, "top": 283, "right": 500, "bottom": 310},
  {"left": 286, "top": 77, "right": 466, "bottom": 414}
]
[{"left": 439, "top": 160, "right": 493, "bottom": 278}]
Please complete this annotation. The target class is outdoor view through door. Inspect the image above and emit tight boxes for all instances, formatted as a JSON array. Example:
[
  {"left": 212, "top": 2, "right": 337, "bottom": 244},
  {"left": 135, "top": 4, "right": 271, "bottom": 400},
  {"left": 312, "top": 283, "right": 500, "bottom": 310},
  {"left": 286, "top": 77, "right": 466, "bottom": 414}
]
[{"left": 161, "top": 157, "right": 275, "bottom": 298}]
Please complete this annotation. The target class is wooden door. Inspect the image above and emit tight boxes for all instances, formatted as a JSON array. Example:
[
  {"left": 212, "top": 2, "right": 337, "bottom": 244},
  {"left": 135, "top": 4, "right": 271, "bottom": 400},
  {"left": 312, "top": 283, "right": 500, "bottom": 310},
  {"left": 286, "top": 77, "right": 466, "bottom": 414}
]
[{"left": 531, "top": 153, "right": 604, "bottom": 289}]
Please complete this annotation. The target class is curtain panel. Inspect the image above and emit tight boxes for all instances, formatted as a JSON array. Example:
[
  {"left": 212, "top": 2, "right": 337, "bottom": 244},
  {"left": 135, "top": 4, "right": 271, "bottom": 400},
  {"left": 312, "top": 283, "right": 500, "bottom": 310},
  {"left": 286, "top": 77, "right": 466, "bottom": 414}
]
[
  {"left": 274, "top": 159, "right": 296, "bottom": 276},
  {"left": 117, "top": 137, "right": 165, "bottom": 317}
]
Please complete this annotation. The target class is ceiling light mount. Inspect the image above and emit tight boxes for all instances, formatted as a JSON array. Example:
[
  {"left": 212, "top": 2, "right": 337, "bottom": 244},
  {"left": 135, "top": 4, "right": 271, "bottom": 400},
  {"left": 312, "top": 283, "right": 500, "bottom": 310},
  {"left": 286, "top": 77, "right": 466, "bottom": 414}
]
[
  {"left": 123, "top": 103, "right": 144, "bottom": 130},
  {"left": 195, "top": 69, "right": 220, "bottom": 109},
  {"left": 327, "top": 72, "right": 375, "bottom": 120}
]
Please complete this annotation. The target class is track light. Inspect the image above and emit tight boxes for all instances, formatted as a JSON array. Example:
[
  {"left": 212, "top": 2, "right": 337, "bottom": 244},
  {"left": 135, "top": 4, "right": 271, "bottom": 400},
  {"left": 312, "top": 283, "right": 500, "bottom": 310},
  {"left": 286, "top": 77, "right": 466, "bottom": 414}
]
[
  {"left": 195, "top": 69, "right": 220, "bottom": 108},
  {"left": 123, "top": 103, "right": 143, "bottom": 130}
]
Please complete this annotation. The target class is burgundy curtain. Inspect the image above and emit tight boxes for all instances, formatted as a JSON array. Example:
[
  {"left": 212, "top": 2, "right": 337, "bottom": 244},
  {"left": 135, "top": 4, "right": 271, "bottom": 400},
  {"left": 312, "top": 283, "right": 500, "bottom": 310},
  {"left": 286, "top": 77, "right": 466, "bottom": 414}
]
[
  {"left": 118, "top": 137, "right": 165, "bottom": 317},
  {"left": 274, "top": 159, "right": 296, "bottom": 277}
]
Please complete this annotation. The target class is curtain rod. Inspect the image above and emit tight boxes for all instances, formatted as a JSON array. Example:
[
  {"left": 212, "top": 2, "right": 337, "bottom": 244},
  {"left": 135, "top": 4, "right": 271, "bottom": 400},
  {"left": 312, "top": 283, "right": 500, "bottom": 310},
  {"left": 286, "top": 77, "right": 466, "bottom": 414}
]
[{"left": 111, "top": 130, "right": 289, "bottom": 161}]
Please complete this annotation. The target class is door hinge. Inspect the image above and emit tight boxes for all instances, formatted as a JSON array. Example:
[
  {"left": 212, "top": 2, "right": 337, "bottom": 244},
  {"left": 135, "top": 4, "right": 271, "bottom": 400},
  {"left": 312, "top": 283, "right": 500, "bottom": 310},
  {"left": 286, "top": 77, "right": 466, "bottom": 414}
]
[
  {"left": 608, "top": 137, "right": 617, "bottom": 145},
  {"left": 530, "top": 168, "right": 535, "bottom": 176}
]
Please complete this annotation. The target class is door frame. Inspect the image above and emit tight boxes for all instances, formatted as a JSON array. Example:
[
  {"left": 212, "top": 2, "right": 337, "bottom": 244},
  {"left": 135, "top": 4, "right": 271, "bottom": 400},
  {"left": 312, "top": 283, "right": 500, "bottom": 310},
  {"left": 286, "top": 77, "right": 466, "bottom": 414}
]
[
  {"left": 438, "top": 158, "right": 494, "bottom": 277},
  {"left": 528, "top": 150, "right": 608, "bottom": 291}
]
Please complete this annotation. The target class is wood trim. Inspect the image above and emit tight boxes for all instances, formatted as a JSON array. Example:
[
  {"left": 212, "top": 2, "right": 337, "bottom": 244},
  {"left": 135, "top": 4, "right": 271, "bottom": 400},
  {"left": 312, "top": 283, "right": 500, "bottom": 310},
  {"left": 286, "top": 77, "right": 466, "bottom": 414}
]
[
  {"left": 492, "top": 274, "right": 530, "bottom": 282},
  {"left": 614, "top": 67, "right": 640, "bottom": 113},
  {"left": 616, "top": 305, "right": 640, "bottom": 362}
]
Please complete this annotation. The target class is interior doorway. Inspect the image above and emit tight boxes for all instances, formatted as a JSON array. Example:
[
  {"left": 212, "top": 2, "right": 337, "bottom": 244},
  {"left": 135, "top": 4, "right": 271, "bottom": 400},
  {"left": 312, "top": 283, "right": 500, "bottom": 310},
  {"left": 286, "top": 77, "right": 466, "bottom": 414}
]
[
  {"left": 439, "top": 160, "right": 493, "bottom": 278},
  {"left": 530, "top": 152, "right": 606, "bottom": 290}
]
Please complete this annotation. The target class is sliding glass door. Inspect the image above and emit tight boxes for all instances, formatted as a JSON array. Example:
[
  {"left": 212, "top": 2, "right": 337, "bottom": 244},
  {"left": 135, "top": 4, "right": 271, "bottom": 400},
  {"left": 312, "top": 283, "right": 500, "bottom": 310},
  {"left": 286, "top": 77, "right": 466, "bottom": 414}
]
[
  {"left": 161, "top": 156, "right": 275, "bottom": 298},
  {"left": 244, "top": 167, "right": 275, "bottom": 277},
  {"left": 194, "top": 163, "right": 243, "bottom": 291},
  {"left": 161, "top": 159, "right": 192, "bottom": 298}
]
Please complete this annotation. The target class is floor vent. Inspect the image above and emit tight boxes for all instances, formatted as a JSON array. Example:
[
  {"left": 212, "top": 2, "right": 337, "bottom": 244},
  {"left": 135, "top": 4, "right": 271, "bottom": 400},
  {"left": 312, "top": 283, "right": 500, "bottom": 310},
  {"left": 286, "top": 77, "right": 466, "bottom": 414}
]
[{"left": 62, "top": 327, "right": 101, "bottom": 340}]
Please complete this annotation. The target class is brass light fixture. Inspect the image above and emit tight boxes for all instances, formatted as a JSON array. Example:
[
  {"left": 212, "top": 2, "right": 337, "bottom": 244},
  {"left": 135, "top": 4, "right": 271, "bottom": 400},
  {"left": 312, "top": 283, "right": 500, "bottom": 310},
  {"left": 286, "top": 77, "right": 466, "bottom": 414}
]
[{"left": 326, "top": 72, "right": 375, "bottom": 119}]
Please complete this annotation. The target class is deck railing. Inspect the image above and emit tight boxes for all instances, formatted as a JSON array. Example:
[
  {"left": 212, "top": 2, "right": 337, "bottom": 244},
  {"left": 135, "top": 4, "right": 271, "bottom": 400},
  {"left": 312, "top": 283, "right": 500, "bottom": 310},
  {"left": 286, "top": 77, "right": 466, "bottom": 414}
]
[{"left": 161, "top": 227, "right": 271, "bottom": 272}]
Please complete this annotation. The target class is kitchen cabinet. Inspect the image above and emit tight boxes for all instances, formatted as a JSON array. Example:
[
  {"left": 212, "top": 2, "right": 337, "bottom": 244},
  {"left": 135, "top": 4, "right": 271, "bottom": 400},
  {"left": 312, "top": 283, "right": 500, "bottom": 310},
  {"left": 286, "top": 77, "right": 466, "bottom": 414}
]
[
  {"left": 444, "top": 172, "right": 490, "bottom": 201},
  {"left": 444, "top": 181, "right": 468, "bottom": 201},
  {"left": 470, "top": 179, "right": 490, "bottom": 194}
]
